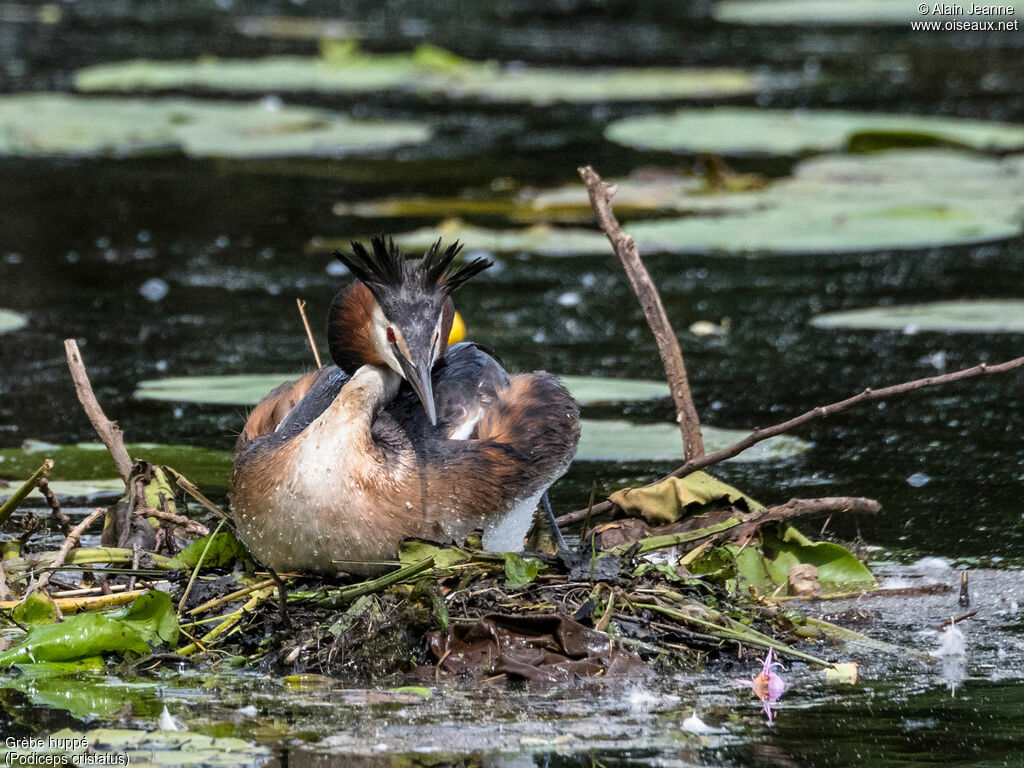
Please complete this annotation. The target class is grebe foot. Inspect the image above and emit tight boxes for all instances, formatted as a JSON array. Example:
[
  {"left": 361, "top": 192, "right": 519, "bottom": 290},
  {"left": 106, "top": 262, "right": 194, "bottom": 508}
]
[
  {"left": 541, "top": 492, "right": 569, "bottom": 556},
  {"left": 267, "top": 567, "right": 292, "bottom": 629}
]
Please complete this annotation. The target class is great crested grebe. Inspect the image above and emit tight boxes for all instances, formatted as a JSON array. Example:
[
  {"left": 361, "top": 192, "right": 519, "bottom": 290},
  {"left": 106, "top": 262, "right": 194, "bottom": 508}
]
[{"left": 229, "top": 237, "right": 581, "bottom": 575}]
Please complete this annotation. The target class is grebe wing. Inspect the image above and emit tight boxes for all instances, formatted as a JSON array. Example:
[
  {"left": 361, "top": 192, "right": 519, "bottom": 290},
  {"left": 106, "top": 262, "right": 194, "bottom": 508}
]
[
  {"left": 235, "top": 365, "right": 349, "bottom": 453},
  {"left": 382, "top": 342, "right": 509, "bottom": 441}
]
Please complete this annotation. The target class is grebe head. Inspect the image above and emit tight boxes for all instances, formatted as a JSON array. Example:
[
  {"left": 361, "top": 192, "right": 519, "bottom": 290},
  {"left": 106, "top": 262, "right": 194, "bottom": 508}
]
[{"left": 328, "top": 236, "right": 491, "bottom": 425}]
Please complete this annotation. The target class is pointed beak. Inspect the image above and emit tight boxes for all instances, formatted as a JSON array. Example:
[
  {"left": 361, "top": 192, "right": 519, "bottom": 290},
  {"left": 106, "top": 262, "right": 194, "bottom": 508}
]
[{"left": 399, "top": 355, "right": 437, "bottom": 426}]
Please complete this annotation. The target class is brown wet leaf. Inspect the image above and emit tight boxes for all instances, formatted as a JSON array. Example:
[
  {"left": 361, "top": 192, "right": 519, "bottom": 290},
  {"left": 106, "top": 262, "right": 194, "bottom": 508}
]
[{"left": 429, "top": 613, "right": 650, "bottom": 682}]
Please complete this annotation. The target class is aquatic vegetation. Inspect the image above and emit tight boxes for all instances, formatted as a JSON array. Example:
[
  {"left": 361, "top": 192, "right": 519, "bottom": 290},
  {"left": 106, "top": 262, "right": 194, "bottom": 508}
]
[
  {"left": 0, "top": 94, "right": 431, "bottom": 159},
  {"left": 0, "top": 309, "right": 27, "bottom": 335},
  {"left": 606, "top": 108, "right": 1024, "bottom": 156},
  {"left": 811, "top": 299, "right": 1024, "bottom": 333},
  {"left": 365, "top": 151, "right": 1024, "bottom": 255},
  {"left": 74, "top": 44, "right": 765, "bottom": 105}
]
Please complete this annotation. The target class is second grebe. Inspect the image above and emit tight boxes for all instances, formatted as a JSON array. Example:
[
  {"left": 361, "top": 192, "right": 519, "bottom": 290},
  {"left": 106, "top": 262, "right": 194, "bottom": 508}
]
[{"left": 229, "top": 238, "right": 580, "bottom": 575}]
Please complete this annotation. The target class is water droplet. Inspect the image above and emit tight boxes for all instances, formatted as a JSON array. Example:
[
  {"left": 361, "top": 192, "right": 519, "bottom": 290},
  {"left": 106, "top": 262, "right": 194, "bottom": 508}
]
[
  {"left": 557, "top": 291, "right": 581, "bottom": 307},
  {"left": 260, "top": 95, "right": 284, "bottom": 111},
  {"left": 139, "top": 278, "right": 169, "bottom": 302},
  {"left": 907, "top": 472, "right": 931, "bottom": 487}
]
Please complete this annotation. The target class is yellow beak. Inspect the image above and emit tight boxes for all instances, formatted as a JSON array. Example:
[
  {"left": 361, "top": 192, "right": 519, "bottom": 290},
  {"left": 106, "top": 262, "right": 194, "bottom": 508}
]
[{"left": 448, "top": 311, "right": 466, "bottom": 344}]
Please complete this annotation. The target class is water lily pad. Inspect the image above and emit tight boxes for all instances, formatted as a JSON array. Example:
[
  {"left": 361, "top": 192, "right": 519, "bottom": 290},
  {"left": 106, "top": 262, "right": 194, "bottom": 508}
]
[
  {"left": 715, "top": 0, "right": 1021, "bottom": 26},
  {"left": 234, "top": 15, "right": 358, "bottom": 40},
  {"left": 734, "top": 525, "right": 875, "bottom": 591},
  {"left": 811, "top": 300, "right": 1024, "bottom": 333},
  {"left": 0, "top": 440, "right": 232, "bottom": 497},
  {"left": 605, "top": 107, "right": 1024, "bottom": 156},
  {"left": 0, "top": 309, "right": 27, "bottom": 334},
  {"left": 134, "top": 373, "right": 671, "bottom": 406},
  {"left": 0, "top": 94, "right": 430, "bottom": 159},
  {"left": 75, "top": 46, "right": 763, "bottom": 105},
  {"left": 577, "top": 420, "right": 809, "bottom": 462},
  {"left": 445, "top": 67, "right": 762, "bottom": 105},
  {"left": 382, "top": 221, "right": 611, "bottom": 257},
  {"left": 134, "top": 374, "right": 289, "bottom": 406},
  {"left": 333, "top": 168, "right": 763, "bottom": 223},
  {"left": 562, "top": 376, "right": 670, "bottom": 404},
  {"left": 0, "top": 478, "right": 128, "bottom": 501},
  {"left": 372, "top": 150, "right": 1024, "bottom": 254}
]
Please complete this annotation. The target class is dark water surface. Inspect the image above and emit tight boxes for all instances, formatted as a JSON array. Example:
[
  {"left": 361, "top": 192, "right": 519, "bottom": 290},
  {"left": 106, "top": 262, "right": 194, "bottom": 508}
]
[{"left": 1, "top": 1, "right": 1024, "bottom": 765}]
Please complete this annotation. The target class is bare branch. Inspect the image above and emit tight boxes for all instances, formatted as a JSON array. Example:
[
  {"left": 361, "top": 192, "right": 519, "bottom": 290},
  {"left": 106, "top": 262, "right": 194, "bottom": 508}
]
[
  {"left": 63, "top": 339, "right": 133, "bottom": 483},
  {"left": 31, "top": 507, "right": 106, "bottom": 594},
  {"left": 296, "top": 298, "right": 323, "bottom": 369},
  {"left": 136, "top": 506, "right": 210, "bottom": 538},
  {"left": 578, "top": 165, "right": 704, "bottom": 460},
  {"left": 558, "top": 355, "right": 1024, "bottom": 526},
  {"left": 724, "top": 496, "right": 880, "bottom": 545}
]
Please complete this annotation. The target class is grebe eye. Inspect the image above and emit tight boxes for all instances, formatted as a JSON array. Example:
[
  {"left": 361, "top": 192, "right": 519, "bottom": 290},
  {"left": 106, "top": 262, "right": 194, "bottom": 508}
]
[{"left": 386, "top": 327, "right": 396, "bottom": 344}]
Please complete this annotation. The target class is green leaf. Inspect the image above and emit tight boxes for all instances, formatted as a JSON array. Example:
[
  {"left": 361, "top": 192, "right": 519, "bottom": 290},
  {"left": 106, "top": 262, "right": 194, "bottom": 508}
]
[
  {"left": 166, "top": 532, "right": 246, "bottom": 570},
  {"left": 11, "top": 591, "right": 59, "bottom": 626},
  {"left": 606, "top": 108, "right": 1024, "bottom": 156},
  {"left": 0, "top": 591, "right": 180, "bottom": 669},
  {"left": 632, "top": 561, "right": 684, "bottom": 582},
  {"left": 687, "top": 546, "right": 739, "bottom": 583},
  {"left": 504, "top": 552, "right": 543, "bottom": 589},
  {"left": 142, "top": 465, "right": 179, "bottom": 515},
  {"left": 74, "top": 48, "right": 762, "bottom": 105},
  {"left": 111, "top": 590, "right": 179, "bottom": 647},
  {"left": 811, "top": 299, "right": 1024, "bottom": 333},
  {"left": 732, "top": 525, "right": 875, "bottom": 592},
  {"left": 0, "top": 309, "right": 27, "bottom": 334},
  {"left": 397, "top": 539, "right": 472, "bottom": 570},
  {"left": 0, "top": 94, "right": 431, "bottom": 159},
  {"left": 0, "top": 612, "right": 150, "bottom": 667}
]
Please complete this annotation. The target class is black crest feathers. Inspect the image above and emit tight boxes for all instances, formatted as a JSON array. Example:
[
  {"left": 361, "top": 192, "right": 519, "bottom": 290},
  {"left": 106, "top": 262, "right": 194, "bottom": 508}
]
[
  {"left": 333, "top": 237, "right": 403, "bottom": 290},
  {"left": 332, "top": 236, "right": 491, "bottom": 298}
]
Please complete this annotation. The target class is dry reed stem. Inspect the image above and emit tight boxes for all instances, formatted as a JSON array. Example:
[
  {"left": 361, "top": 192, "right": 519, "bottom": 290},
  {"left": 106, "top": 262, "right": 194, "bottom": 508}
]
[
  {"left": 297, "top": 298, "right": 323, "bottom": 369},
  {"left": 578, "top": 165, "right": 704, "bottom": 460},
  {"left": 63, "top": 339, "right": 133, "bottom": 482}
]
